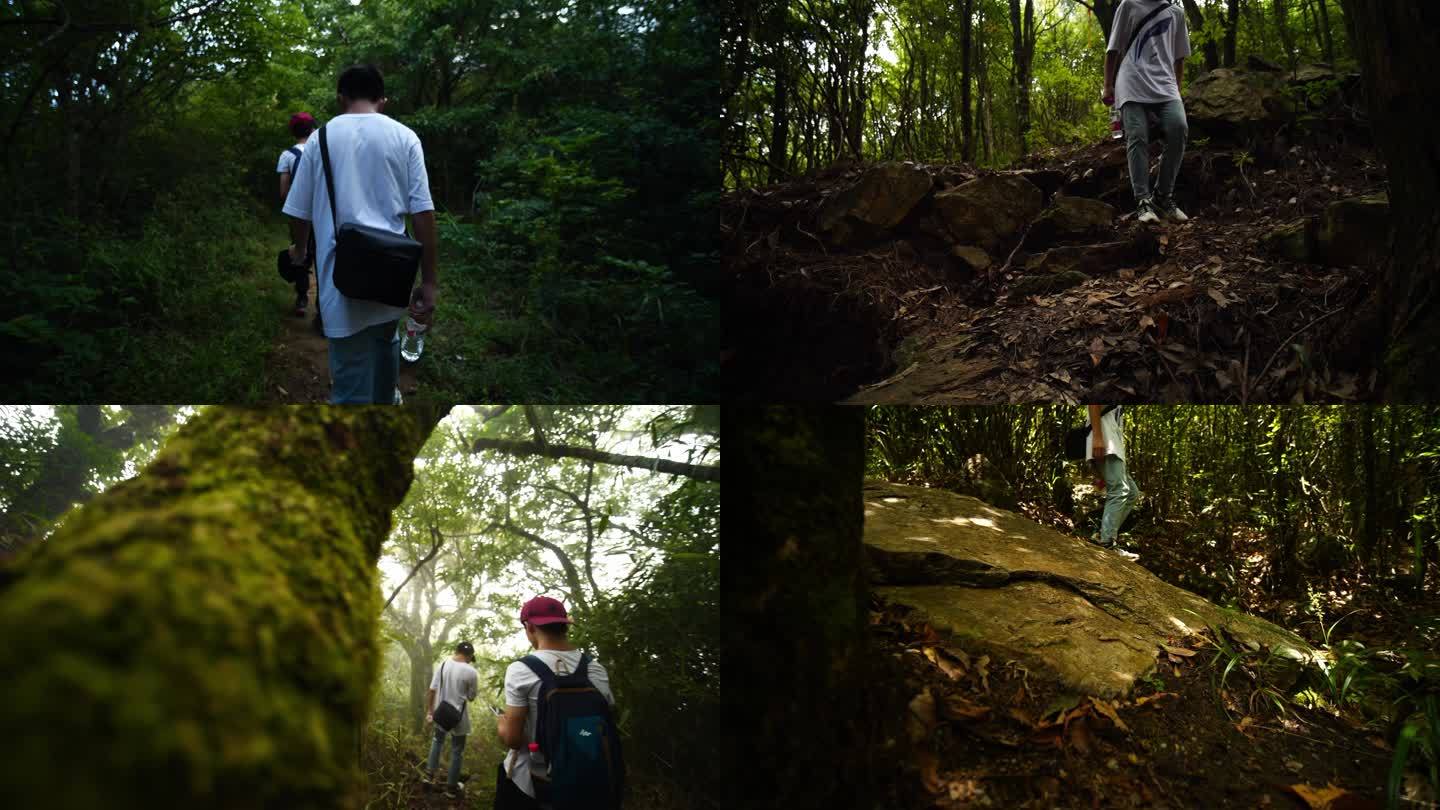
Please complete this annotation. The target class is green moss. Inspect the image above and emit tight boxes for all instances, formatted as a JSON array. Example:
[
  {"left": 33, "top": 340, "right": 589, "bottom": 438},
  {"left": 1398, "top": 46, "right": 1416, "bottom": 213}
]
[{"left": 0, "top": 407, "right": 441, "bottom": 809}]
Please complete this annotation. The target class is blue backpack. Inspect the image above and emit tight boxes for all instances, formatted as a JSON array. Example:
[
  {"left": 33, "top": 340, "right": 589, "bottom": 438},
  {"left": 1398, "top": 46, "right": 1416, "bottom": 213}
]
[{"left": 521, "top": 653, "right": 624, "bottom": 809}]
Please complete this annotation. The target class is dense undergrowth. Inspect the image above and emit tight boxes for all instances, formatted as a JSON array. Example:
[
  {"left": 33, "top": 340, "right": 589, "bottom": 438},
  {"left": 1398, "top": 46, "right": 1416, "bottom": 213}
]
[{"left": 5, "top": 185, "right": 286, "bottom": 403}]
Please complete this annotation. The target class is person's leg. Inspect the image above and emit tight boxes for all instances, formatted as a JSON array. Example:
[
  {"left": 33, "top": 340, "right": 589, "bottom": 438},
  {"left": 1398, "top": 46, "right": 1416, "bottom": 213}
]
[
  {"left": 1121, "top": 101, "right": 1153, "bottom": 203},
  {"left": 370, "top": 319, "right": 401, "bottom": 405},
  {"left": 1100, "top": 456, "right": 1136, "bottom": 546},
  {"left": 447, "top": 734, "right": 466, "bottom": 788},
  {"left": 1122, "top": 468, "right": 1142, "bottom": 530},
  {"left": 1154, "top": 98, "right": 1189, "bottom": 200},
  {"left": 494, "top": 761, "right": 541, "bottom": 809},
  {"left": 426, "top": 727, "right": 444, "bottom": 778},
  {"left": 327, "top": 329, "right": 376, "bottom": 404}
]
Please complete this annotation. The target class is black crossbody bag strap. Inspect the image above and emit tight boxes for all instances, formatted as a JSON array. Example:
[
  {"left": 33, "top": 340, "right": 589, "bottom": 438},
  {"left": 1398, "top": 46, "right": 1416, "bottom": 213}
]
[
  {"left": 319, "top": 126, "right": 339, "bottom": 233},
  {"left": 1119, "top": 4, "right": 1171, "bottom": 69}
]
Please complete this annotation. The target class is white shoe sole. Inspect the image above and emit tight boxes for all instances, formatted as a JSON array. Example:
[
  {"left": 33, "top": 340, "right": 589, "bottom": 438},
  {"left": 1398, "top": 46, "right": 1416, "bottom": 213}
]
[{"left": 1137, "top": 212, "right": 1159, "bottom": 224}]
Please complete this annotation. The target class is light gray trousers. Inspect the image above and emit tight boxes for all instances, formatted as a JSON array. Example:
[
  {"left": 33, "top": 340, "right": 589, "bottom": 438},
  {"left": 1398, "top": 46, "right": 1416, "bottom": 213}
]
[{"left": 1121, "top": 98, "right": 1188, "bottom": 201}]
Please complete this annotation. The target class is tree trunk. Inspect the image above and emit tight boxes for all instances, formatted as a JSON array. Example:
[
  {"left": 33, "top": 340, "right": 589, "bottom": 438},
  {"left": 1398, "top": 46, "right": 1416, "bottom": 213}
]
[
  {"left": 768, "top": 0, "right": 790, "bottom": 183},
  {"left": 405, "top": 639, "right": 435, "bottom": 734},
  {"left": 1008, "top": 0, "right": 1035, "bottom": 156},
  {"left": 1088, "top": 0, "right": 1118, "bottom": 41},
  {"left": 1275, "top": 0, "right": 1297, "bottom": 69},
  {"left": 1339, "top": 0, "right": 1440, "bottom": 399},
  {"left": 1224, "top": 0, "right": 1241, "bottom": 67},
  {"left": 1181, "top": 0, "right": 1221, "bottom": 70},
  {"left": 1361, "top": 405, "right": 1378, "bottom": 566},
  {"left": 1315, "top": 0, "right": 1334, "bottom": 63},
  {"left": 959, "top": 0, "right": 975, "bottom": 163},
  {"left": 0, "top": 406, "right": 447, "bottom": 808},
  {"left": 725, "top": 406, "right": 900, "bottom": 808}
]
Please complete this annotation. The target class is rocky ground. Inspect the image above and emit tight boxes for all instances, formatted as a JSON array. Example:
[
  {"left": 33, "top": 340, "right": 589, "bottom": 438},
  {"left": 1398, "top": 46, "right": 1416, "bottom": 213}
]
[{"left": 724, "top": 60, "right": 1389, "bottom": 403}]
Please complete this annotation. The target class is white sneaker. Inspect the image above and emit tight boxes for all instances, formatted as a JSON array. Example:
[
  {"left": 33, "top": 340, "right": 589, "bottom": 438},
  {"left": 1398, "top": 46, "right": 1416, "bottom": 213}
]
[
  {"left": 1114, "top": 548, "right": 1140, "bottom": 561},
  {"left": 1156, "top": 195, "right": 1189, "bottom": 222},
  {"left": 1136, "top": 196, "right": 1161, "bottom": 224}
]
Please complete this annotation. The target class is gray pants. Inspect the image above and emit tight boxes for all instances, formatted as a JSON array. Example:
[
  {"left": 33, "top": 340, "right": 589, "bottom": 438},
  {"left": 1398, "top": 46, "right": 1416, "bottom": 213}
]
[
  {"left": 1100, "top": 455, "right": 1141, "bottom": 545},
  {"left": 1121, "top": 98, "right": 1188, "bottom": 201}
]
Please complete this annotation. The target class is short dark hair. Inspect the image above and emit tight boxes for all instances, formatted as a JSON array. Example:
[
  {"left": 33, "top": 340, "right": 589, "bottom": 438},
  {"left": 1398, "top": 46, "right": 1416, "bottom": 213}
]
[
  {"left": 455, "top": 641, "right": 475, "bottom": 657},
  {"left": 337, "top": 64, "right": 384, "bottom": 102},
  {"left": 534, "top": 622, "right": 569, "bottom": 639}
]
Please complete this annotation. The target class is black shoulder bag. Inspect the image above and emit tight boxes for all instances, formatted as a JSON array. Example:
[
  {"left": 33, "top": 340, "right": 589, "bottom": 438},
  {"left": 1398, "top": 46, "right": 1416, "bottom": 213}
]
[
  {"left": 432, "top": 660, "right": 467, "bottom": 732},
  {"left": 317, "top": 125, "right": 423, "bottom": 309}
]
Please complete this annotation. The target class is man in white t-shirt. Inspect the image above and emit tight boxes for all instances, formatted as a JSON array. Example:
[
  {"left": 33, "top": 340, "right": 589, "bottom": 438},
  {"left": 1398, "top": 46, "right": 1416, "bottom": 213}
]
[
  {"left": 494, "top": 596, "right": 615, "bottom": 809},
  {"left": 276, "top": 112, "right": 318, "bottom": 322},
  {"left": 1087, "top": 404, "right": 1141, "bottom": 558},
  {"left": 1102, "top": 0, "right": 1192, "bottom": 224},
  {"left": 424, "top": 641, "right": 479, "bottom": 798},
  {"left": 281, "top": 63, "right": 439, "bottom": 403}
]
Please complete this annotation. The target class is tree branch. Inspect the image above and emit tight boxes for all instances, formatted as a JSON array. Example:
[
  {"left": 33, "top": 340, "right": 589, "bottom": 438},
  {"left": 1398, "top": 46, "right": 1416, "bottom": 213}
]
[
  {"left": 381, "top": 525, "right": 445, "bottom": 613},
  {"left": 523, "top": 405, "right": 547, "bottom": 447},
  {"left": 470, "top": 437, "right": 720, "bottom": 482},
  {"left": 491, "top": 520, "right": 590, "bottom": 615}
]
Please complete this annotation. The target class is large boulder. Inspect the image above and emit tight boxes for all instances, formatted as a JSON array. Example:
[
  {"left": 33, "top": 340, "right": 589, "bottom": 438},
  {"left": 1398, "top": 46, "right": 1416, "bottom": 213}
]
[
  {"left": 1185, "top": 67, "right": 1290, "bottom": 137},
  {"left": 1262, "top": 217, "right": 1317, "bottom": 262},
  {"left": 932, "top": 174, "right": 1044, "bottom": 252},
  {"left": 863, "top": 481, "right": 1311, "bottom": 698},
  {"left": 817, "top": 162, "right": 933, "bottom": 245},
  {"left": 1262, "top": 193, "right": 1390, "bottom": 266},
  {"left": 1028, "top": 195, "right": 1116, "bottom": 246},
  {"left": 1317, "top": 192, "right": 1390, "bottom": 266},
  {"left": 1023, "top": 231, "right": 1158, "bottom": 277}
]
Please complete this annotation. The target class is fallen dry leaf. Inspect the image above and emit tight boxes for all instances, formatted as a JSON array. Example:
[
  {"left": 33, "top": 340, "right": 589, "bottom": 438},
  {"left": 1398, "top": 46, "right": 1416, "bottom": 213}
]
[
  {"left": 923, "top": 646, "right": 966, "bottom": 681},
  {"left": 1283, "top": 782, "right": 1362, "bottom": 810},
  {"left": 907, "top": 689, "right": 937, "bottom": 743},
  {"left": 1133, "top": 692, "right": 1179, "bottom": 707},
  {"left": 1162, "top": 644, "right": 1196, "bottom": 657},
  {"left": 942, "top": 694, "right": 990, "bottom": 721},
  {"left": 1092, "top": 698, "right": 1130, "bottom": 733}
]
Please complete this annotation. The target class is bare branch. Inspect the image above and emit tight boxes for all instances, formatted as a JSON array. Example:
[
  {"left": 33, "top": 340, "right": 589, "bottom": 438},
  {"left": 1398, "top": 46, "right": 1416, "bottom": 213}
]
[
  {"left": 470, "top": 437, "right": 719, "bottom": 482},
  {"left": 380, "top": 526, "right": 445, "bottom": 613}
]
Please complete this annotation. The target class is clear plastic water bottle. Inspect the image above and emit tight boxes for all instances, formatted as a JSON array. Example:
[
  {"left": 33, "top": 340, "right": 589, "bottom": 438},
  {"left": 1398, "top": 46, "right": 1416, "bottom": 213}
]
[
  {"left": 528, "top": 741, "right": 548, "bottom": 781},
  {"left": 399, "top": 288, "right": 428, "bottom": 362},
  {"left": 1110, "top": 105, "right": 1124, "bottom": 140}
]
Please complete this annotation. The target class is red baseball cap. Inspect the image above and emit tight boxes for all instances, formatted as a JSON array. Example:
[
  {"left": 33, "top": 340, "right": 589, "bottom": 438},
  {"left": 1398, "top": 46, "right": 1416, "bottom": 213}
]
[
  {"left": 289, "top": 112, "right": 315, "bottom": 129},
  {"left": 520, "top": 596, "right": 572, "bottom": 626}
]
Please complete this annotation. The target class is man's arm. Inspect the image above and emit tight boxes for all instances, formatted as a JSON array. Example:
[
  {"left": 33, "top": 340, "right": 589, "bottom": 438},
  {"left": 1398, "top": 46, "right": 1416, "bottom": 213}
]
[
  {"left": 1103, "top": 50, "right": 1120, "bottom": 103},
  {"left": 287, "top": 216, "right": 311, "bottom": 264},
  {"left": 279, "top": 173, "right": 291, "bottom": 204},
  {"left": 497, "top": 705, "right": 528, "bottom": 750},
  {"left": 1088, "top": 405, "right": 1106, "bottom": 486},
  {"left": 425, "top": 687, "right": 436, "bottom": 722},
  {"left": 409, "top": 210, "right": 439, "bottom": 323}
]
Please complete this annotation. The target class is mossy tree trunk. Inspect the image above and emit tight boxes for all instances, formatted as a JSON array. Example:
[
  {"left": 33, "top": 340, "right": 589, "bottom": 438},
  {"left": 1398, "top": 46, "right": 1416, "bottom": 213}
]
[
  {"left": 724, "top": 406, "right": 905, "bottom": 809},
  {"left": 0, "top": 405, "right": 448, "bottom": 809}
]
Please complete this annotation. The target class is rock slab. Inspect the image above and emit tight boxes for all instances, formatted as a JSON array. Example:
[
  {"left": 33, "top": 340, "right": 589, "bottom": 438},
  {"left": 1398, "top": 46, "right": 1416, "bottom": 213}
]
[{"left": 864, "top": 481, "right": 1311, "bottom": 698}]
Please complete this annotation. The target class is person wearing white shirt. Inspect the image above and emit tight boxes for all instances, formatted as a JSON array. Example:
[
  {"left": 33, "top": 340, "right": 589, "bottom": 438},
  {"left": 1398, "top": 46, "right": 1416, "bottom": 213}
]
[
  {"left": 281, "top": 64, "right": 439, "bottom": 403},
  {"left": 1087, "top": 404, "right": 1141, "bottom": 556}
]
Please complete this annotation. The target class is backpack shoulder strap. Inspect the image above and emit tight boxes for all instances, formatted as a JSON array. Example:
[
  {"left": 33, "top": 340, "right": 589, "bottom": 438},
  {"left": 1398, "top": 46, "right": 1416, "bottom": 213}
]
[
  {"left": 520, "top": 654, "right": 556, "bottom": 692},
  {"left": 285, "top": 146, "right": 303, "bottom": 174},
  {"left": 318, "top": 126, "right": 338, "bottom": 232},
  {"left": 577, "top": 652, "right": 593, "bottom": 682},
  {"left": 1120, "top": 3, "right": 1171, "bottom": 66}
]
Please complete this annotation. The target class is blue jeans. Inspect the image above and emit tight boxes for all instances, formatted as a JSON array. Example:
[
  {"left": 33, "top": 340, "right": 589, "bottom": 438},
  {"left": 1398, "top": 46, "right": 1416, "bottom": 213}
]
[
  {"left": 1100, "top": 455, "right": 1141, "bottom": 545},
  {"left": 426, "top": 728, "right": 467, "bottom": 787},
  {"left": 326, "top": 320, "right": 399, "bottom": 404},
  {"left": 1121, "top": 98, "right": 1188, "bottom": 201}
]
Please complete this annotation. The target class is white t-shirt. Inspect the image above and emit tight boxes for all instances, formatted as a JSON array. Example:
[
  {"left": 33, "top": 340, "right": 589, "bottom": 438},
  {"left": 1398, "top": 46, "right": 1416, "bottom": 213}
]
[
  {"left": 1086, "top": 405, "right": 1126, "bottom": 462},
  {"left": 502, "top": 650, "right": 615, "bottom": 798},
  {"left": 430, "top": 658, "right": 479, "bottom": 737},
  {"left": 275, "top": 137, "right": 310, "bottom": 177},
  {"left": 1107, "top": 0, "right": 1191, "bottom": 111},
  {"left": 281, "top": 112, "right": 434, "bottom": 339}
]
